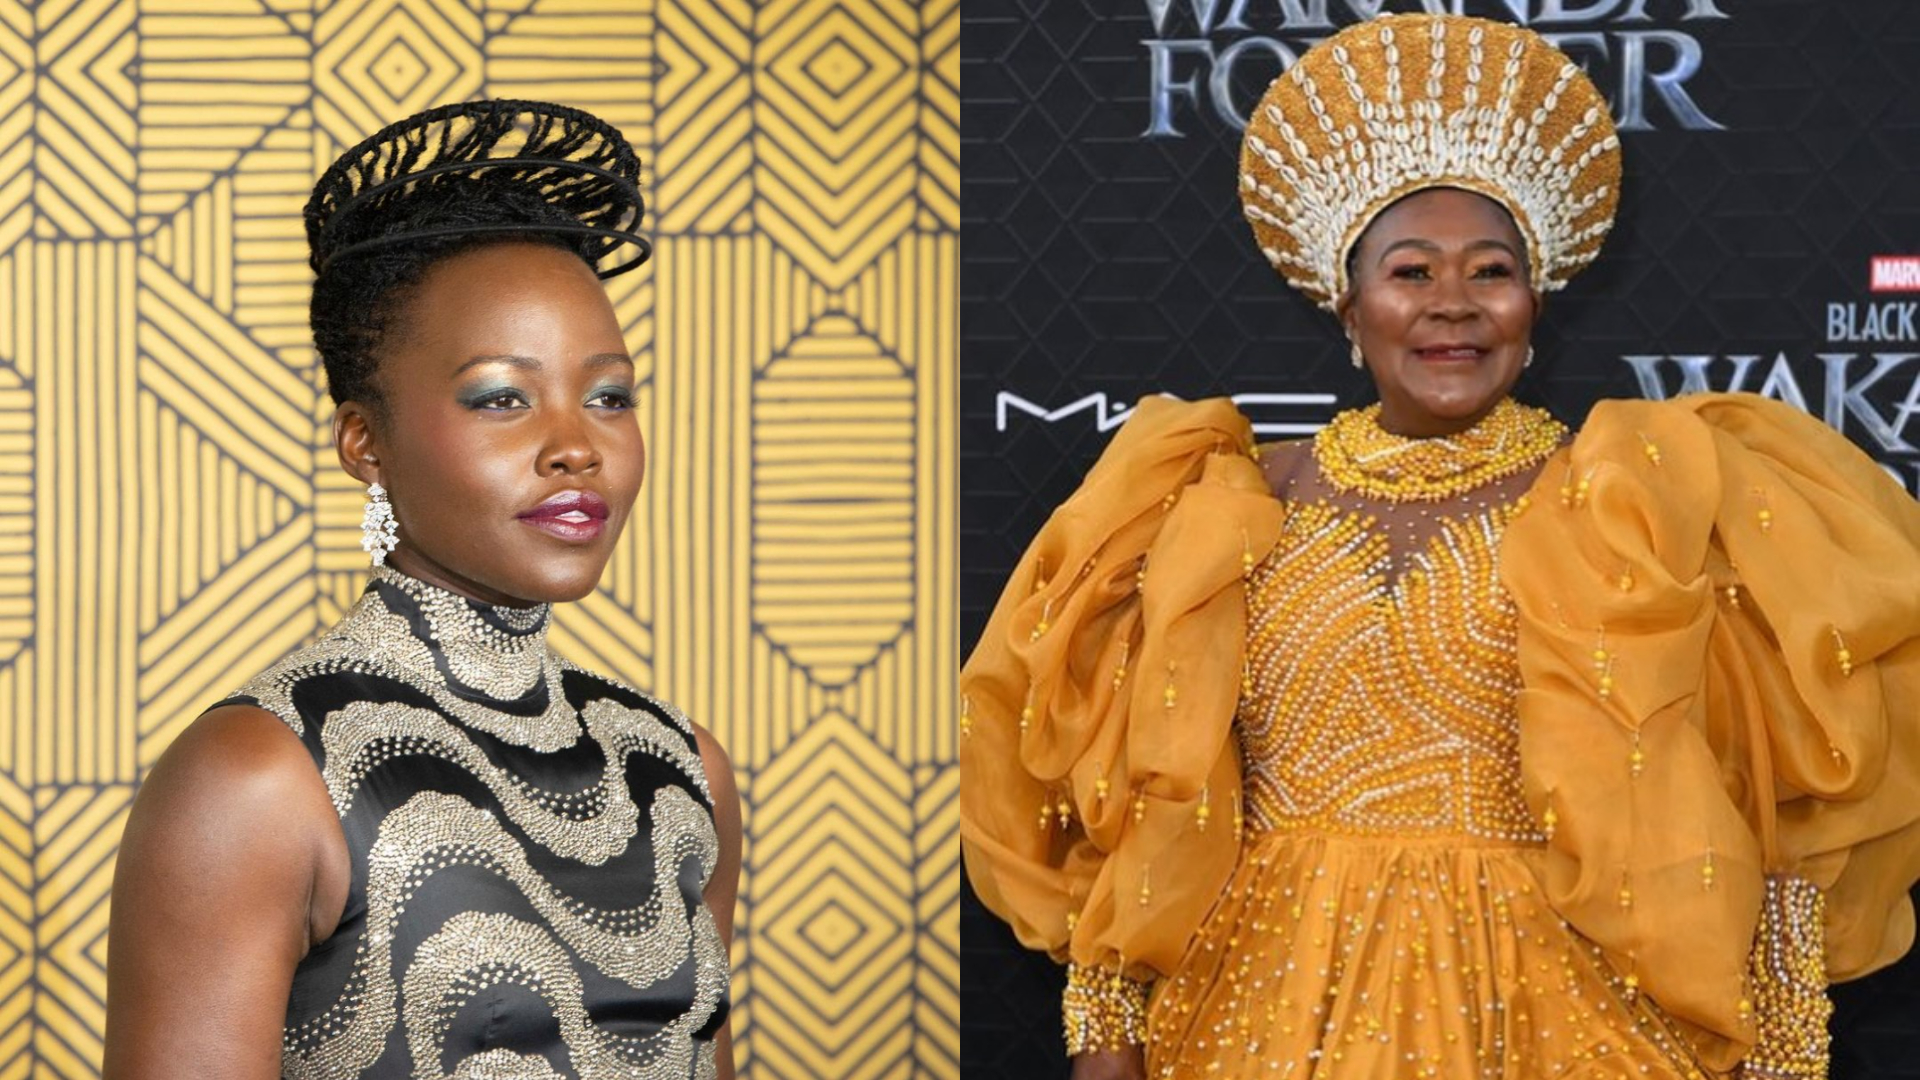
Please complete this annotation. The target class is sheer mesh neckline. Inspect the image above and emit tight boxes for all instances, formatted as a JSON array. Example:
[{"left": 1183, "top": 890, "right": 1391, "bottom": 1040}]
[{"left": 1258, "top": 437, "right": 1562, "bottom": 586}]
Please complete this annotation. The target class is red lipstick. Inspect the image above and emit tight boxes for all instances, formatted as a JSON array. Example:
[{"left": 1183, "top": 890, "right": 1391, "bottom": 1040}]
[{"left": 517, "top": 489, "right": 610, "bottom": 543}]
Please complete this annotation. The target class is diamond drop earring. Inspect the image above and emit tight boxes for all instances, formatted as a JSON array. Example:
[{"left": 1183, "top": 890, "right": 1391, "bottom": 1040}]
[
  {"left": 361, "top": 482, "right": 399, "bottom": 567},
  {"left": 1350, "top": 340, "right": 1364, "bottom": 369}
]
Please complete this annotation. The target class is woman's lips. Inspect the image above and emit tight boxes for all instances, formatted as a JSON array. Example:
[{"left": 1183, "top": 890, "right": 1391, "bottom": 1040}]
[
  {"left": 1412, "top": 345, "right": 1487, "bottom": 362},
  {"left": 517, "top": 490, "right": 609, "bottom": 543},
  {"left": 520, "top": 515, "right": 604, "bottom": 541}
]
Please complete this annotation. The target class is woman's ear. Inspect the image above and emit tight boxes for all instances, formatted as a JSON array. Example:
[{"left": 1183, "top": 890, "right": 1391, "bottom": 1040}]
[{"left": 333, "top": 402, "right": 381, "bottom": 487}]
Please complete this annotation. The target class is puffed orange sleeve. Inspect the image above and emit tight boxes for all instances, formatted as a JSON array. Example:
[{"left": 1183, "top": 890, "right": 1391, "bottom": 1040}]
[
  {"left": 1501, "top": 392, "right": 1920, "bottom": 1073},
  {"left": 959, "top": 396, "right": 1284, "bottom": 987}
]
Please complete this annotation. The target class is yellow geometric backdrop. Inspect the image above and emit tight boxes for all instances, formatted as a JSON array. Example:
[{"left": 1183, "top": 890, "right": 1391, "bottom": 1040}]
[{"left": 0, "top": 0, "right": 958, "bottom": 1075}]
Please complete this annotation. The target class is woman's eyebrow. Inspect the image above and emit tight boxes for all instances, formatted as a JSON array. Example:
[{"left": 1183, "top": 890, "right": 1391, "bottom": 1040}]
[
  {"left": 1376, "top": 237, "right": 1518, "bottom": 263},
  {"left": 454, "top": 354, "right": 540, "bottom": 376},
  {"left": 453, "top": 353, "right": 635, "bottom": 377},
  {"left": 1377, "top": 238, "right": 1440, "bottom": 263}
]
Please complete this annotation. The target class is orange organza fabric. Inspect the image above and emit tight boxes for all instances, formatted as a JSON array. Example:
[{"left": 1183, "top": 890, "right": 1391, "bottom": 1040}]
[
  {"left": 959, "top": 392, "right": 1920, "bottom": 1072},
  {"left": 959, "top": 397, "right": 1281, "bottom": 978},
  {"left": 1503, "top": 395, "right": 1920, "bottom": 1071}
]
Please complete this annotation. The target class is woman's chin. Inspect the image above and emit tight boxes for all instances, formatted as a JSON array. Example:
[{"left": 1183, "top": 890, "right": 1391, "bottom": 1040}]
[
  {"left": 397, "top": 547, "right": 612, "bottom": 608},
  {"left": 1428, "top": 397, "right": 1499, "bottom": 422},
  {"left": 1383, "top": 390, "right": 1504, "bottom": 434},
  {"left": 508, "top": 563, "right": 610, "bottom": 605}
]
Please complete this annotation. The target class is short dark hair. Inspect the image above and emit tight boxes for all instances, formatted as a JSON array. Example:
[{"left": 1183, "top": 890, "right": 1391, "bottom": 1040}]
[
  {"left": 308, "top": 177, "right": 593, "bottom": 408},
  {"left": 303, "top": 100, "right": 646, "bottom": 408}
]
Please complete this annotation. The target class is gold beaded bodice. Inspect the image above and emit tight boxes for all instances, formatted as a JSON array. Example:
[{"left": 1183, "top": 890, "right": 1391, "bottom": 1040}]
[{"left": 1237, "top": 494, "right": 1543, "bottom": 844}]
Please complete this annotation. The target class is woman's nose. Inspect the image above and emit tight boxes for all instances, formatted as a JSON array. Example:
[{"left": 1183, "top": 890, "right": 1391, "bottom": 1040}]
[
  {"left": 1427, "top": 271, "right": 1477, "bottom": 319},
  {"left": 540, "top": 413, "right": 602, "bottom": 475}
]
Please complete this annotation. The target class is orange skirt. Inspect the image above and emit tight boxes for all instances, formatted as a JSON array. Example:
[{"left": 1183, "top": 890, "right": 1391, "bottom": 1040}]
[{"left": 1147, "top": 830, "right": 1711, "bottom": 1079}]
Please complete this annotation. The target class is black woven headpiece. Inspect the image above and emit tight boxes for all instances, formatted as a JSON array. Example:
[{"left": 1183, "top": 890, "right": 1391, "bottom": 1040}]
[{"left": 306, "top": 99, "right": 649, "bottom": 280}]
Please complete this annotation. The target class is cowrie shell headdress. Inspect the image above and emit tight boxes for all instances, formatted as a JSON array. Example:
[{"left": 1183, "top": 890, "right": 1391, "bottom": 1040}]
[{"left": 1240, "top": 14, "right": 1622, "bottom": 311}]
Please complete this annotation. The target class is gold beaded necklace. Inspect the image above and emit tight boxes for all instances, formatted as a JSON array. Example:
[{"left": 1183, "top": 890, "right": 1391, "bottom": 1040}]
[{"left": 1312, "top": 398, "right": 1568, "bottom": 502}]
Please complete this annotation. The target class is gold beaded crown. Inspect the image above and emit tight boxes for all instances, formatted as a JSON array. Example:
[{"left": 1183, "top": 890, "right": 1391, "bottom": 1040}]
[{"left": 1240, "top": 14, "right": 1622, "bottom": 310}]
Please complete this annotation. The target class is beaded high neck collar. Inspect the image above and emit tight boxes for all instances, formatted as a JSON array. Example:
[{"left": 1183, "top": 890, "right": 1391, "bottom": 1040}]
[
  {"left": 1311, "top": 398, "right": 1568, "bottom": 503},
  {"left": 364, "top": 565, "right": 553, "bottom": 703}
]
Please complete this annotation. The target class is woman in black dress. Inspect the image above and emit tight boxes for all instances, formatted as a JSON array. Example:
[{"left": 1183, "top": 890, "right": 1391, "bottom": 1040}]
[{"left": 103, "top": 100, "right": 741, "bottom": 1080}]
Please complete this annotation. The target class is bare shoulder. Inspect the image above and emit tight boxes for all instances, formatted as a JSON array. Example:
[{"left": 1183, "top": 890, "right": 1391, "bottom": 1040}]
[
  {"left": 684, "top": 723, "right": 743, "bottom": 1080},
  {"left": 689, "top": 720, "right": 732, "bottom": 768},
  {"left": 133, "top": 705, "right": 328, "bottom": 826},
  {"left": 689, "top": 721, "right": 740, "bottom": 828},
  {"left": 118, "top": 703, "right": 346, "bottom": 930},
  {"left": 160, "top": 702, "right": 309, "bottom": 764},
  {"left": 686, "top": 719, "right": 742, "bottom": 944},
  {"left": 105, "top": 704, "right": 348, "bottom": 1077}
]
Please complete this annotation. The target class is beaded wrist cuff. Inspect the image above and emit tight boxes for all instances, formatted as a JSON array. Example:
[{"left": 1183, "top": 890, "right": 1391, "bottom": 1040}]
[
  {"left": 1062, "top": 962, "right": 1150, "bottom": 1057},
  {"left": 1740, "top": 876, "right": 1831, "bottom": 1080}
]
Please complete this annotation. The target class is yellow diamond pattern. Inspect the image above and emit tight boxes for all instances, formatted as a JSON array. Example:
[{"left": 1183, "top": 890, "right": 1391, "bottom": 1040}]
[
  {"left": 755, "top": 0, "right": 917, "bottom": 289},
  {"left": 0, "top": 0, "right": 956, "bottom": 1074}
]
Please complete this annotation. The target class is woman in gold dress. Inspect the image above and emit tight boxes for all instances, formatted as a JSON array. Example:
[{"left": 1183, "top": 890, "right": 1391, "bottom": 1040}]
[{"left": 960, "top": 14, "right": 1920, "bottom": 1080}]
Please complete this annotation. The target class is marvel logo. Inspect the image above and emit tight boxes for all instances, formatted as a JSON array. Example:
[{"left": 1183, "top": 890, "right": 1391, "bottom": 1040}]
[{"left": 1871, "top": 256, "right": 1920, "bottom": 293}]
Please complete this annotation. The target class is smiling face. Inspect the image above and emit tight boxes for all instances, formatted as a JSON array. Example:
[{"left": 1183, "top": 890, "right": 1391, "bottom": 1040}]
[
  {"left": 334, "top": 241, "right": 643, "bottom": 607},
  {"left": 1338, "top": 188, "right": 1540, "bottom": 437}
]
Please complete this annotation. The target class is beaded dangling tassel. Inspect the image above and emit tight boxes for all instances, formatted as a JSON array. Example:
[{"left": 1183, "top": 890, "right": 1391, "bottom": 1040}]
[{"left": 361, "top": 482, "right": 399, "bottom": 567}]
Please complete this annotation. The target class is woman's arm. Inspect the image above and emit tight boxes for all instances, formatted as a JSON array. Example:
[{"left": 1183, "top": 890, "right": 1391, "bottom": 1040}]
[
  {"left": 695, "top": 722, "right": 743, "bottom": 1080},
  {"left": 103, "top": 705, "right": 348, "bottom": 1080},
  {"left": 1073, "top": 1048, "right": 1147, "bottom": 1080}
]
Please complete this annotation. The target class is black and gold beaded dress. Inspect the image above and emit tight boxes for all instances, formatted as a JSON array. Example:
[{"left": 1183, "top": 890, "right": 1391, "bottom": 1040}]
[{"left": 216, "top": 567, "right": 729, "bottom": 1080}]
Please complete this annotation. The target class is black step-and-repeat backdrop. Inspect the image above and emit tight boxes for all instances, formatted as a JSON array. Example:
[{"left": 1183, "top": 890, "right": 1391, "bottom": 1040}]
[{"left": 961, "top": 0, "right": 1920, "bottom": 1076}]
